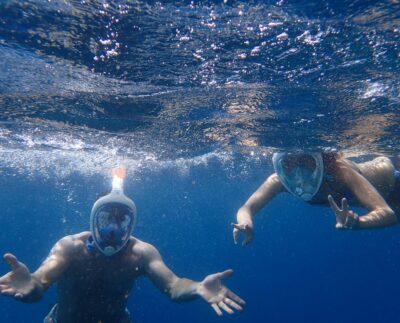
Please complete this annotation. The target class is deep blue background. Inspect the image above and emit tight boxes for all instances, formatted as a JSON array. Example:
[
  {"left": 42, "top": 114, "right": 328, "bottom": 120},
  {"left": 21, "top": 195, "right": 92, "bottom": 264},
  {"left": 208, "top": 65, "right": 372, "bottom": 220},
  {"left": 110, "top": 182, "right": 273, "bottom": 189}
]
[{"left": 1, "top": 159, "right": 400, "bottom": 323}]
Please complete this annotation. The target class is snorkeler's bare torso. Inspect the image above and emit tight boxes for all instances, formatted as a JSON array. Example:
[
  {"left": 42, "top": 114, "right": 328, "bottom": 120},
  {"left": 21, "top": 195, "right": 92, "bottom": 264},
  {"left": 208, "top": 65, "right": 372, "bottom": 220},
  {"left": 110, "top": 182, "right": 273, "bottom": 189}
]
[{"left": 55, "top": 232, "right": 144, "bottom": 322}]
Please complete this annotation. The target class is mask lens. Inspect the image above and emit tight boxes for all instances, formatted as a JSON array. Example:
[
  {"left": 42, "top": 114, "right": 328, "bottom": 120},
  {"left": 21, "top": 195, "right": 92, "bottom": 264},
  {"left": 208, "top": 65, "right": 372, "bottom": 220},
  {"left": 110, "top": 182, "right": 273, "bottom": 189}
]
[
  {"left": 93, "top": 203, "right": 134, "bottom": 252},
  {"left": 273, "top": 152, "right": 324, "bottom": 201},
  {"left": 281, "top": 154, "right": 317, "bottom": 175}
]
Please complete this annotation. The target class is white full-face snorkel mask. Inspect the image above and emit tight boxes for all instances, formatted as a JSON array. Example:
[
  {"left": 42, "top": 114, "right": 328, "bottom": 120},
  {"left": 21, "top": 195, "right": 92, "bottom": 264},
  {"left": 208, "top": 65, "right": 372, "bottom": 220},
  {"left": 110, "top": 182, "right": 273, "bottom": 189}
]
[
  {"left": 90, "top": 168, "right": 137, "bottom": 257},
  {"left": 272, "top": 152, "right": 324, "bottom": 201}
]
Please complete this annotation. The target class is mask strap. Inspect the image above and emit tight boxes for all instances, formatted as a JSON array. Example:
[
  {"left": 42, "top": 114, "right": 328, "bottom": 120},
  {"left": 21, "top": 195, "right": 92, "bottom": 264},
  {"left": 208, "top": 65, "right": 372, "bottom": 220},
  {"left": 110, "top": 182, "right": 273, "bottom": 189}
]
[{"left": 86, "top": 235, "right": 96, "bottom": 252}]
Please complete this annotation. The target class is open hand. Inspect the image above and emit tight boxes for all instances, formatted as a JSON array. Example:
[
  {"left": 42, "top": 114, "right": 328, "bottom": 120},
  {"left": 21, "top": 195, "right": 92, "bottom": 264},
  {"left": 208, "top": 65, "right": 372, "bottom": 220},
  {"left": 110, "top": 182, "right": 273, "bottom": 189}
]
[
  {"left": 232, "top": 220, "right": 254, "bottom": 246},
  {"left": 197, "top": 269, "right": 245, "bottom": 316},
  {"left": 328, "top": 195, "right": 359, "bottom": 229},
  {"left": 0, "top": 253, "right": 34, "bottom": 300}
]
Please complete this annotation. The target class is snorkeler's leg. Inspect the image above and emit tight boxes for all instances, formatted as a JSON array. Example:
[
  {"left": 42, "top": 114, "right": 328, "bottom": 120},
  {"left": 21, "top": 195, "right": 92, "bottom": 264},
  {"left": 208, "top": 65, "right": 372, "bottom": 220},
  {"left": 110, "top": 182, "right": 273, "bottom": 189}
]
[
  {"left": 43, "top": 304, "right": 58, "bottom": 323},
  {"left": 387, "top": 164, "right": 400, "bottom": 208},
  {"left": 392, "top": 155, "right": 400, "bottom": 170},
  {"left": 122, "top": 307, "right": 133, "bottom": 323}
]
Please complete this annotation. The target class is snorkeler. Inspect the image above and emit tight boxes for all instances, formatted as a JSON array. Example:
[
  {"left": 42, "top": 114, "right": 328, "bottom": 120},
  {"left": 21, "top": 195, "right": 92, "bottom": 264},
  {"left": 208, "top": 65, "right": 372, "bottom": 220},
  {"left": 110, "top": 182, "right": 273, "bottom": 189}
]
[
  {"left": 233, "top": 150, "right": 399, "bottom": 245},
  {"left": 0, "top": 167, "right": 245, "bottom": 322}
]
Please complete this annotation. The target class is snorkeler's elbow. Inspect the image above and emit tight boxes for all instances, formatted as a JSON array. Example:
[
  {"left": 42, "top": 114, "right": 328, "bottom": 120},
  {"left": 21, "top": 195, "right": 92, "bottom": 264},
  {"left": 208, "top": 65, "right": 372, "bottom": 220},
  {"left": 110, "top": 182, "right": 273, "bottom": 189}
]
[
  {"left": 238, "top": 205, "right": 252, "bottom": 217},
  {"left": 385, "top": 209, "right": 397, "bottom": 226},
  {"left": 376, "top": 208, "right": 397, "bottom": 227}
]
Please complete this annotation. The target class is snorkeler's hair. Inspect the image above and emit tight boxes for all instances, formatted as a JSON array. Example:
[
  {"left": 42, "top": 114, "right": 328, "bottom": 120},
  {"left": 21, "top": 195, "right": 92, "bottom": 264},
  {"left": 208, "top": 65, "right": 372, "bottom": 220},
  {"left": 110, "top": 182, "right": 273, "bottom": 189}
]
[{"left": 321, "top": 148, "right": 343, "bottom": 167}]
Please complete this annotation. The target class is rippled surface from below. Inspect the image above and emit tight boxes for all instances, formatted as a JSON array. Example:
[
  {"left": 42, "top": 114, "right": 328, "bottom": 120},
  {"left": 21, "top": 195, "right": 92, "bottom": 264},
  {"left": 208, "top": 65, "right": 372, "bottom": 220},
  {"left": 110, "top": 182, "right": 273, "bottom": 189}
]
[{"left": 0, "top": 0, "right": 399, "bottom": 176}]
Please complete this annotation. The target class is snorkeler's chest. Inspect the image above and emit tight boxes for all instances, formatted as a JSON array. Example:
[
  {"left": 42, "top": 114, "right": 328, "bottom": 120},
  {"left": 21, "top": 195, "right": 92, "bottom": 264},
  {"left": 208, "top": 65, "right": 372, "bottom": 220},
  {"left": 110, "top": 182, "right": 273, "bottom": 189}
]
[
  {"left": 308, "top": 180, "right": 350, "bottom": 204},
  {"left": 305, "top": 182, "right": 332, "bottom": 204},
  {"left": 70, "top": 258, "right": 141, "bottom": 284}
]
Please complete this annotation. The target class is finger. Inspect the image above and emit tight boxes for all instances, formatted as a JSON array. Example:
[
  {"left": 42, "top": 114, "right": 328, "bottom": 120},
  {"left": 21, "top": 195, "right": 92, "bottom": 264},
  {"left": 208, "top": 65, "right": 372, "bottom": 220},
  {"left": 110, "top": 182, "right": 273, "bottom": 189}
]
[
  {"left": 211, "top": 303, "right": 223, "bottom": 316},
  {"left": 227, "top": 290, "right": 246, "bottom": 305},
  {"left": 0, "top": 275, "right": 10, "bottom": 285},
  {"left": 341, "top": 198, "right": 349, "bottom": 213},
  {"left": 219, "top": 301, "right": 234, "bottom": 314},
  {"left": 15, "top": 293, "right": 24, "bottom": 299},
  {"left": 3, "top": 254, "right": 20, "bottom": 271},
  {"left": 231, "top": 223, "right": 244, "bottom": 231},
  {"left": 218, "top": 269, "right": 233, "bottom": 279},
  {"left": 225, "top": 298, "right": 243, "bottom": 311},
  {"left": 327, "top": 195, "right": 341, "bottom": 212},
  {"left": 344, "top": 211, "right": 358, "bottom": 228},
  {"left": 347, "top": 210, "right": 358, "bottom": 219},
  {"left": 0, "top": 288, "right": 15, "bottom": 297},
  {"left": 336, "top": 222, "right": 344, "bottom": 229},
  {"left": 233, "top": 228, "right": 239, "bottom": 245},
  {"left": 243, "top": 234, "right": 253, "bottom": 246}
]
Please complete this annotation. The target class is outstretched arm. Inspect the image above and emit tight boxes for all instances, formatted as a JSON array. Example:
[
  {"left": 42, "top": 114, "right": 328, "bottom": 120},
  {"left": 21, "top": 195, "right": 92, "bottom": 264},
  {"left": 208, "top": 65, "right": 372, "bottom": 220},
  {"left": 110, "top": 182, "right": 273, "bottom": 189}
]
[
  {"left": 233, "top": 173, "right": 285, "bottom": 245},
  {"left": 0, "top": 236, "right": 73, "bottom": 303},
  {"left": 329, "top": 162, "right": 397, "bottom": 229},
  {"left": 141, "top": 242, "right": 245, "bottom": 316}
]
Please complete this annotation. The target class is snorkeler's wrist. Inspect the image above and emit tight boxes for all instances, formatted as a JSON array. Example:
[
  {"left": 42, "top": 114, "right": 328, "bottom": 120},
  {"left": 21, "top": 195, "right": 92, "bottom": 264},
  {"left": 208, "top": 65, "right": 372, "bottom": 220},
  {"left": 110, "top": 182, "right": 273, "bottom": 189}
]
[
  {"left": 170, "top": 278, "right": 199, "bottom": 302},
  {"left": 237, "top": 212, "right": 254, "bottom": 226},
  {"left": 344, "top": 212, "right": 359, "bottom": 229},
  {"left": 238, "top": 205, "right": 255, "bottom": 219},
  {"left": 18, "top": 276, "right": 45, "bottom": 303}
]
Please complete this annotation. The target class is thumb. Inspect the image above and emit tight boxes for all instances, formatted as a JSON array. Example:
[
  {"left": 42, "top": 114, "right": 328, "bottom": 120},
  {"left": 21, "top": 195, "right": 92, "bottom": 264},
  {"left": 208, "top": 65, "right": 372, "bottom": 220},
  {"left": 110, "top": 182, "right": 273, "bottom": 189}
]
[
  {"left": 243, "top": 235, "right": 253, "bottom": 246},
  {"left": 218, "top": 269, "right": 233, "bottom": 280},
  {"left": 336, "top": 222, "right": 344, "bottom": 229},
  {"left": 3, "top": 253, "right": 20, "bottom": 271},
  {"left": 231, "top": 223, "right": 242, "bottom": 230},
  {"left": 232, "top": 227, "right": 239, "bottom": 244}
]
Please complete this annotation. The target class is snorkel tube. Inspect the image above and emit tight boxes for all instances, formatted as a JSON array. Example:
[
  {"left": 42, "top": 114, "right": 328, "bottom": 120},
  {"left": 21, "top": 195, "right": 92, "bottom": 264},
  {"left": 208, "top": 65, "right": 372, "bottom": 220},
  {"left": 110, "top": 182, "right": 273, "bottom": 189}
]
[{"left": 90, "top": 166, "right": 137, "bottom": 256}]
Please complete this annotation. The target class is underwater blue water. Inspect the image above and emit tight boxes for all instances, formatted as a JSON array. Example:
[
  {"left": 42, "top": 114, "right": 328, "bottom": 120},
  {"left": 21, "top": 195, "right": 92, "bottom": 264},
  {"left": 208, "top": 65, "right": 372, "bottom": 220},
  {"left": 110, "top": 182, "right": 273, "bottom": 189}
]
[
  {"left": 2, "top": 163, "right": 400, "bottom": 323},
  {"left": 0, "top": 0, "right": 400, "bottom": 322}
]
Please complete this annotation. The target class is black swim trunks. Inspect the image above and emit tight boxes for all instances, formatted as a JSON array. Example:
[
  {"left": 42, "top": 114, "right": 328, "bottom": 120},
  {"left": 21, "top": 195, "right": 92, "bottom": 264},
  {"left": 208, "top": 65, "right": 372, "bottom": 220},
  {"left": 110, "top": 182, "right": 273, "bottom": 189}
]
[{"left": 43, "top": 304, "right": 133, "bottom": 323}]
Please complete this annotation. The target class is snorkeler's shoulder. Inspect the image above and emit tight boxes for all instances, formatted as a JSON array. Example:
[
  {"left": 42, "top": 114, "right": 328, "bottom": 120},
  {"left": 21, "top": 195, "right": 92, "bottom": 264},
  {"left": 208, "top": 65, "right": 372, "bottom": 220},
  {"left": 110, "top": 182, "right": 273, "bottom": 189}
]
[
  {"left": 129, "top": 237, "right": 160, "bottom": 262},
  {"left": 332, "top": 158, "right": 361, "bottom": 177},
  {"left": 269, "top": 173, "right": 285, "bottom": 188},
  {"left": 54, "top": 232, "right": 91, "bottom": 255},
  {"left": 269, "top": 173, "right": 280, "bottom": 182},
  {"left": 260, "top": 173, "right": 285, "bottom": 194}
]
